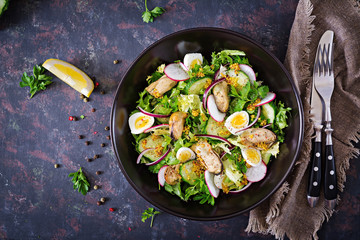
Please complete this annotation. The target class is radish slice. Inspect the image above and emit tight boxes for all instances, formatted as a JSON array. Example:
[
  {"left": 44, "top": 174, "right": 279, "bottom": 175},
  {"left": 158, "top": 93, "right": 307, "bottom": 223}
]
[
  {"left": 137, "top": 107, "right": 170, "bottom": 118},
  {"left": 204, "top": 170, "right": 220, "bottom": 198},
  {"left": 229, "top": 183, "right": 252, "bottom": 194},
  {"left": 245, "top": 161, "right": 267, "bottom": 182},
  {"left": 234, "top": 106, "right": 261, "bottom": 134},
  {"left": 254, "top": 92, "right": 276, "bottom": 107},
  {"left": 145, "top": 148, "right": 171, "bottom": 166},
  {"left": 195, "top": 134, "right": 233, "bottom": 146},
  {"left": 202, "top": 78, "right": 225, "bottom": 110},
  {"left": 164, "top": 63, "right": 189, "bottom": 81},
  {"left": 144, "top": 124, "right": 169, "bottom": 133},
  {"left": 207, "top": 95, "right": 226, "bottom": 122},
  {"left": 239, "top": 64, "right": 256, "bottom": 83},
  {"left": 158, "top": 165, "right": 168, "bottom": 187},
  {"left": 137, "top": 148, "right": 155, "bottom": 164}
]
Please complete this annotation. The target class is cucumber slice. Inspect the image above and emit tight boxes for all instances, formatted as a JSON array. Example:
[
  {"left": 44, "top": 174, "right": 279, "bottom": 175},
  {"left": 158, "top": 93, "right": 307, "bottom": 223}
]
[
  {"left": 205, "top": 117, "right": 231, "bottom": 138},
  {"left": 262, "top": 103, "right": 276, "bottom": 123},
  {"left": 185, "top": 77, "right": 211, "bottom": 95},
  {"left": 0, "top": 0, "right": 9, "bottom": 16},
  {"left": 153, "top": 104, "right": 170, "bottom": 123},
  {"left": 179, "top": 160, "right": 200, "bottom": 185},
  {"left": 262, "top": 152, "right": 272, "bottom": 165},
  {"left": 137, "top": 135, "right": 165, "bottom": 161}
]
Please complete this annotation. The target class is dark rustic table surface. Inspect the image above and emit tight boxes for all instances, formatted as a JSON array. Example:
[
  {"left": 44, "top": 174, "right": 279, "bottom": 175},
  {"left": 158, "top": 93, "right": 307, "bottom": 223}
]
[{"left": 0, "top": 1, "right": 359, "bottom": 239}]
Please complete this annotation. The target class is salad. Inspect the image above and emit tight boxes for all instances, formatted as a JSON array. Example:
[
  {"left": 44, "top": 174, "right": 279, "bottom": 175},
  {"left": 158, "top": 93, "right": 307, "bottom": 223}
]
[{"left": 128, "top": 50, "right": 291, "bottom": 205}]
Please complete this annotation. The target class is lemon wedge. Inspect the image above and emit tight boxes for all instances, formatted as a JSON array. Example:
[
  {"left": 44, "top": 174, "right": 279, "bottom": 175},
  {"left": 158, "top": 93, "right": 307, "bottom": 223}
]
[{"left": 42, "top": 59, "right": 94, "bottom": 97}]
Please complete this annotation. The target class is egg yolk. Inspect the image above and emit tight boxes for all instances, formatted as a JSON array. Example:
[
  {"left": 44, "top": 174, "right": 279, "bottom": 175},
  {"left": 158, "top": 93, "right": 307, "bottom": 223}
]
[
  {"left": 178, "top": 151, "right": 191, "bottom": 161},
  {"left": 135, "top": 116, "right": 151, "bottom": 129},
  {"left": 231, "top": 113, "right": 247, "bottom": 128},
  {"left": 244, "top": 149, "right": 261, "bottom": 164},
  {"left": 190, "top": 59, "right": 201, "bottom": 69}
]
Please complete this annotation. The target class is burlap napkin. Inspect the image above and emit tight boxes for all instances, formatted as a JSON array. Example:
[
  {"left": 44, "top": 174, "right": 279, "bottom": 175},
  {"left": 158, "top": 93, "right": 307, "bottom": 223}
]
[{"left": 245, "top": 0, "right": 360, "bottom": 239}]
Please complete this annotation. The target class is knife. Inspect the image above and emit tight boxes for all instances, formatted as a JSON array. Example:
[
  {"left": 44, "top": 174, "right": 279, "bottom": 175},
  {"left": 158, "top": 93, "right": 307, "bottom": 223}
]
[
  {"left": 307, "top": 34, "right": 326, "bottom": 208},
  {"left": 313, "top": 30, "right": 337, "bottom": 210}
]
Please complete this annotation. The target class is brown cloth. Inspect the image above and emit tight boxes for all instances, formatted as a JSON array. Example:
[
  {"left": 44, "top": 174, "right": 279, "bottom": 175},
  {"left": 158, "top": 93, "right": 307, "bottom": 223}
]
[{"left": 246, "top": 0, "right": 360, "bottom": 239}]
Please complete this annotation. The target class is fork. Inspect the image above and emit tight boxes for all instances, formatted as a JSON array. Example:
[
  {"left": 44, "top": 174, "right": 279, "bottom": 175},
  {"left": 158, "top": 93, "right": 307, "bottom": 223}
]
[{"left": 313, "top": 30, "right": 337, "bottom": 210}]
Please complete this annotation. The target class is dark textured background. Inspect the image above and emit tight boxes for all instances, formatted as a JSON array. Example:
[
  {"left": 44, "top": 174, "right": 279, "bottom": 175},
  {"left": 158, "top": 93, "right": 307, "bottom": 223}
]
[{"left": 0, "top": 0, "right": 359, "bottom": 239}]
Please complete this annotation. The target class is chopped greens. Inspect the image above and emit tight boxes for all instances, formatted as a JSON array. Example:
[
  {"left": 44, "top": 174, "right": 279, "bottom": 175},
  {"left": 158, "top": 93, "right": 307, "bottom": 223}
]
[
  {"left": 142, "top": 0, "right": 165, "bottom": 23},
  {"left": 20, "top": 65, "right": 53, "bottom": 98},
  {"left": 141, "top": 207, "right": 160, "bottom": 227},
  {"left": 68, "top": 167, "right": 90, "bottom": 195}
]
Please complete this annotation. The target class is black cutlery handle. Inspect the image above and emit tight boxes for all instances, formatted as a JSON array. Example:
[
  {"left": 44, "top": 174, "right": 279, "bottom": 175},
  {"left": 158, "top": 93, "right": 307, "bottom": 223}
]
[
  {"left": 308, "top": 140, "right": 322, "bottom": 198},
  {"left": 324, "top": 144, "right": 337, "bottom": 200}
]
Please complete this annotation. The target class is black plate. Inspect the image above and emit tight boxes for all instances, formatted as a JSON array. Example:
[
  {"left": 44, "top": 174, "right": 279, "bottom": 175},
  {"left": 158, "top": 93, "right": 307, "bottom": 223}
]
[{"left": 110, "top": 27, "right": 304, "bottom": 221}]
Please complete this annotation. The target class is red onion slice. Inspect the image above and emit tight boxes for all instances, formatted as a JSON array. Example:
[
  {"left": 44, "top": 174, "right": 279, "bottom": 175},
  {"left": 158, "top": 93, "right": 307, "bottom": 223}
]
[
  {"left": 262, "top": 123, "right": 272, "bottom": 129},
  {"left": 195, "top": 134, "right": 233, "bottom": 146},
  {"left": 202, "top": 78, "right": 225, "bottom": 110},
  {"left": 229, "top": 183, "right": 252, "bottom": 194},
  {"left": 220, "top": 146, "right": 236, "bottom": 160},
  {"left": 137, "top": 148, "right": 155, "bottom": 164},
  {"left": 144, "top": 124, "right": 169, "bottom": 133},
  {"left": 137, "top": 107, "right": 171, "bottom": 118},
  {"left": 234, "top": 107, "right": 261, "bottom": 134},
  {"left": 145, "top": 148, "right": 171, "bottom": 166}
]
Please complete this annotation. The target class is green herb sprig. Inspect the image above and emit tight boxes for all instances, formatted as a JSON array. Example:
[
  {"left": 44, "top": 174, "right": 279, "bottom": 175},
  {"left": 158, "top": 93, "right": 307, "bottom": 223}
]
[
  {"left": 142, "top": 0, "right": 165, "bottom": 23},
  {"left": 141, "top": 207, "right": 160, "bottom": 227},
  {"left": 19, "top": 65, "right": 53, "bottom": 98},
  {"left": 68, "top": 167, "right": 90, "bottom": 195}
]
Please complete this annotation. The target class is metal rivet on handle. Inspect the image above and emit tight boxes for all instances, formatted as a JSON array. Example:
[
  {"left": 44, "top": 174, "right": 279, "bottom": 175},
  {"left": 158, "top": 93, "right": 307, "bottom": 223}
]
[
  {"left": 330, "top": 170, "right": 334, "bottom": 175},
  {"left": 316, "top": 152, "right": 320, "bottom": 157},
  {"left": 329, "top": 185, "right": 334, "bottom": 190},
  {"left": 328, "top": 155, "right": 333, "bottom": 160},
  {"left": 314, "top": 167, "right": 319, "bottom": 172},
  {"left": 313, "top": 182, "right": 318, "bottom": 186}
]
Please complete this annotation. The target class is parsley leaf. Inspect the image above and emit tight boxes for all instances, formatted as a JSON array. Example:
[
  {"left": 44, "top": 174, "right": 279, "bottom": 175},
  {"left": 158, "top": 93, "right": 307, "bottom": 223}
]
[
  {"left": 141, "top": 207, "right": 160, "bottom": 227},
  {"left": 142, "top": 0, "right": 165, "bottom": 23},
  {"left": 20, "top": 65, "right": 53, "bottom": 98},
  {"left": 68, "top": 167, "right": 90, "bottom": 195}
]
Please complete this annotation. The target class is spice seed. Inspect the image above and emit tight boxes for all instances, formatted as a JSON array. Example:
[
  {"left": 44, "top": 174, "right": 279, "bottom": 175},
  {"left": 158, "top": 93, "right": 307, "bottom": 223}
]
[
  {"left": 54, "top": 164, "right": 59, "bottom": 168},
  {"left": 94, "top": 154, "right": 99, "bottom": 159},
  {"left": 101, "top": 143, "right": 105, "bottom": 147},
  {"left": 96, "top": 171, "right": 101, "bottom": 175},
  {"left": 80, "top": 94, "right": 85, "bottom": 99},
  {"left": 94, "top": 185, "right": 99, "bottom": 190},
  {"left": 100, "top": 197, "right": 106, "bottom": 203},
  {"left": 113, "top": 60, "right": 119, "bottom": 64},
  {"left": 100, "top": 90, "right": 105, "bottom": 95},
  {"left": 83, "top": 98, "right": 89, "bottom": 102},
  {"left": 78, "top": 135, "right": 83, "bottom": 139},
  {"left": 86, "top": 158, "right": 92, "bottom": 162},
  {"left": 97, "top": 201, "right": 101, "bottom": 206},
  {"left": 85, "top": 141, "right": 90, "bottom": 146},
  {"left": 106, "top": 135, "right": 110, "bottom": 140},
  {"left": 109, "top": 208, "right": 115, "bottom": 212},
  {"left": 105, "top": 126, "right": 110, "bottom": 131},
  {"left": 91, "top": 108, "right": 96, "bottom": 112}
]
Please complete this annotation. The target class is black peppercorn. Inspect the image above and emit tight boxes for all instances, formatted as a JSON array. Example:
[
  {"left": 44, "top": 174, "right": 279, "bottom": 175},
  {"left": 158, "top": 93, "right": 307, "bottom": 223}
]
[
  {"left": 91, "top": 108, "right": 96, "bottom": 112},
  {"left": 94, "top": 154, "right": 99, "bottom": 159},
  {"left": 96, "top": 171, "right": 101, "bottom": 175},
  {"left": 86, "top": 157, "right": 92, "bottom": 162},
  {"left": 100, "top": 90, "right": 105, "bottom": 95},
  {"left": 106, "top": 135, "right": 110, "bottom": 140},
  {"left": 101, "top": 143, "right": 105, "bottom": 147},
  {"left": 85, "top": 141, "right": 90, "bottom": 146},
  {"left": 78, "top": 135, "right": 83, "bottom": 139},
  {"left": 97, "top": 201, "right": 101, "bottom": 206},
  {"left": 105, "top": 126, "right": 110, "bottom": 131}
]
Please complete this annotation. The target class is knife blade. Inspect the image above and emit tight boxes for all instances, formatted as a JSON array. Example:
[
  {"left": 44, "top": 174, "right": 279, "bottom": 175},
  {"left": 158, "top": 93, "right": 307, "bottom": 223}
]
[
  {"left": 313, "top": 30, "right": 337, "bottom": 210},
  {"left": 307, "top": 33, "right": 326, "bottom": 207}
]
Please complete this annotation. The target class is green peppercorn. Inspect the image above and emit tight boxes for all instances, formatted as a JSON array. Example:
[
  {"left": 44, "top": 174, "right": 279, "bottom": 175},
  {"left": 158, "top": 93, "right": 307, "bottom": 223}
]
[
  {"left": 97, "top": 201, "right": 101, "bottom": 206},
  {"left": 94, "top": 185, "right": 99, "bottom": 190},
  {"left": 105, "top": 126, "right": 110, "bottom": 131},
  {"left": 54, "top": 164, "right": 59, "bottom": 168},
  {"left": 113, "top": 60, "right": 119, "bottom": 64},
  {"left": 100, "top": 197, "right": 106, "bottom": 203}
]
